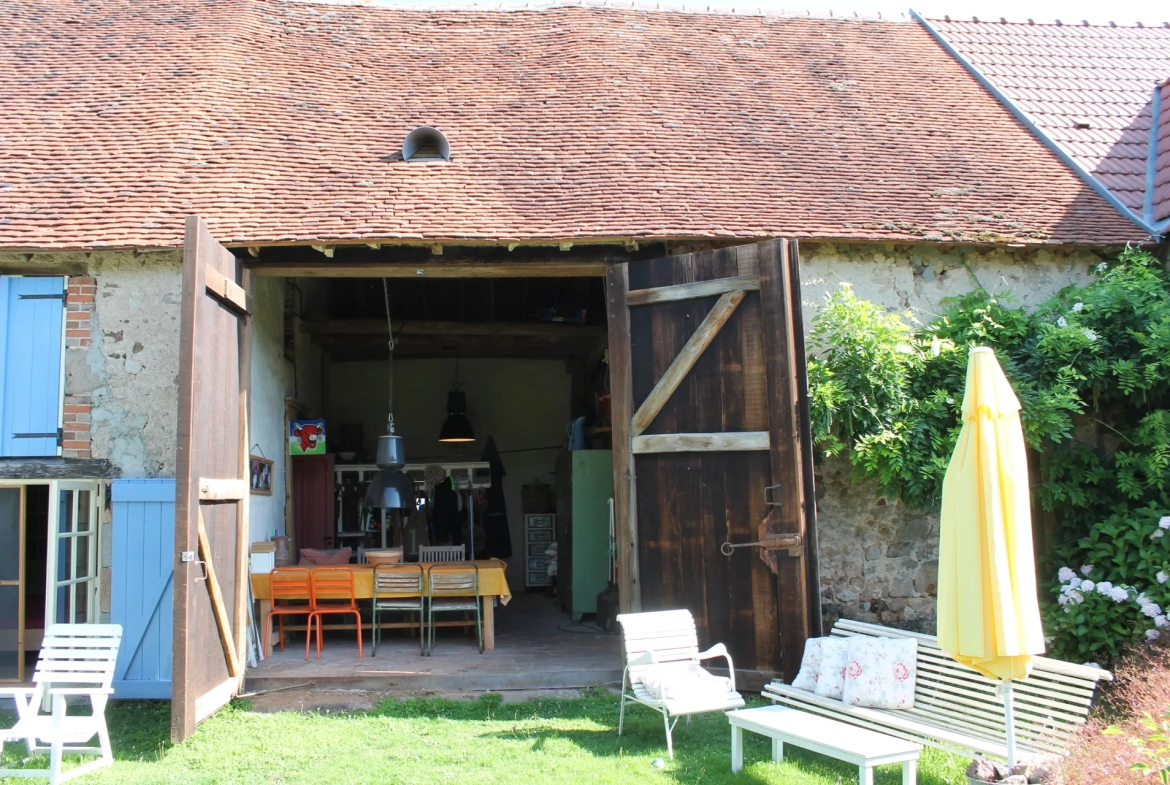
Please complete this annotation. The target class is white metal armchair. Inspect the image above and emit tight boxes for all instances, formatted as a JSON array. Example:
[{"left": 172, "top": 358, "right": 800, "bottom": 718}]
[
  {"left": 0, "top": 623, "right": 123, "bottom": 784},
  {"left": 616, "top": 609, "right": 745, "bottom": 758}
]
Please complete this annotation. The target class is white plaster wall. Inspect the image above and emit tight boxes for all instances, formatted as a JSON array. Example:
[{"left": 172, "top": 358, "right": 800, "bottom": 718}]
[
  {"left": 249, "top": 275, "right": 294, "bottom": 543},
  {"left": 324, "top": 358, "right": 571, "bottom": 587}
]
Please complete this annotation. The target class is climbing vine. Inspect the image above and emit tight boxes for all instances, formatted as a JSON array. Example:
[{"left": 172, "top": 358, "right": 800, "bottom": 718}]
[{"left": 807, "top": 246, "right": 1170, "bottom": 662}]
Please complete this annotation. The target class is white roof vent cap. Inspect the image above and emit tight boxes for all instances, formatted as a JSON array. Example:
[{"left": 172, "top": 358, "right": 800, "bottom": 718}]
[{"left": 402, "top": 127, "right": 451, "bottom": 162}]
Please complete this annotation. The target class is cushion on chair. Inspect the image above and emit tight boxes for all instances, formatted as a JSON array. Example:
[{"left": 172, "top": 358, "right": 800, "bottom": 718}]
[
  {"left": 791, "top": 637, "right": 825, "bottom": 692},
  {"left": 841, "top": 636, "right": 917, "bottom": 709},
  {"left": 638, "top": 661, "right": 734, "bottom": 702},
  {"left": 299, "top": 547, "right": 352, "bottom": 565},
  {"left": 813, "top": 637, "right": 849, "bottom": 700}
]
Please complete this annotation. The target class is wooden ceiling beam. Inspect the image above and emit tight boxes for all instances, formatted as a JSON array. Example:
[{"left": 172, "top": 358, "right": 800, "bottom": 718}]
[{"left": 302, "top": 319, "right": 605, "bottom": 339}]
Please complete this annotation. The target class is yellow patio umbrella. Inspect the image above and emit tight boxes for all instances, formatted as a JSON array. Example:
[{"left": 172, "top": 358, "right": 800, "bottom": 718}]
[{"left": 937, "top": 346, "right": 1045, "bottom": 765}]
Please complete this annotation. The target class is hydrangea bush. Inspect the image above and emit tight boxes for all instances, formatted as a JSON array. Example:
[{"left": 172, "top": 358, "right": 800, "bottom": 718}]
[{"left": 807, "top": 246, "right": 1170, "bottom": 664}]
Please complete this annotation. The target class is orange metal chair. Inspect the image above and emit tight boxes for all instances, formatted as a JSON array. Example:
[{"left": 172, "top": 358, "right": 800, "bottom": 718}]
[
  {"left": 265, "top": 567, "right": 315, "bottom": 660},
  {"left": 308, "top": 567, "right": 363, "bottom": 658}
]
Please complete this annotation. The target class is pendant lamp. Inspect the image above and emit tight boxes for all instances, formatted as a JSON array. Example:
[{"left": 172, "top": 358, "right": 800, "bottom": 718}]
[
  {"left": 439, "top": 354, "right": 475, "bottom": 443},
  {"left": 365, "top": 278, "right": 412, "bottom": 509}
]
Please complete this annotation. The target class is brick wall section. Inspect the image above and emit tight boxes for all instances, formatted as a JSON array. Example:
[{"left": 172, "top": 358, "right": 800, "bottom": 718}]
[{"left": 62, "top": 276, "right": 95, "bottom": 459}]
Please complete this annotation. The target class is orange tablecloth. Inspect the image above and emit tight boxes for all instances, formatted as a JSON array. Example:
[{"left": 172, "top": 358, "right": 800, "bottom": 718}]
[{"left": 250, "top": 559, "right": 512, "bottom": 604}]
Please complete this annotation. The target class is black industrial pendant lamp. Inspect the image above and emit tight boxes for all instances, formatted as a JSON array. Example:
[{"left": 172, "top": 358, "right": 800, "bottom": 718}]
[{"left": 439, "top": 354, "right": 475, "bottom": 443}]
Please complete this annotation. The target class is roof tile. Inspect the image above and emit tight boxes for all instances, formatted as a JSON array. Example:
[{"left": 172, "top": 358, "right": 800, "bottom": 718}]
[{"left": 0, "top": 1, "right": 1146, "bottom": 249}]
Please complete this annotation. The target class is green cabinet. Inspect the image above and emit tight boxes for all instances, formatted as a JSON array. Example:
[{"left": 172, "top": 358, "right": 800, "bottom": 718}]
[{"left": 556, "top": 450, "right": 614, "bottom": 621}]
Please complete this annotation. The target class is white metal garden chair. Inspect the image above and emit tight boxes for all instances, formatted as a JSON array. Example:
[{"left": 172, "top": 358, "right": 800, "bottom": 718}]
[
  {"left": 616, "top": 609, "right": 744, "bottom": 759},
  {"left": 419, "top": 545, "right": 466, "bottom": 562},
  {"left": 0, "top": 623, "right": 123, "bottom": 784}
]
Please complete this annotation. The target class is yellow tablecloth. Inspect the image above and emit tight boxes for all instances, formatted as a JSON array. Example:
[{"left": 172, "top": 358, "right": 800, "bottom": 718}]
[{"left": 250, "top": 559, "right": 511, "bottom": 604}]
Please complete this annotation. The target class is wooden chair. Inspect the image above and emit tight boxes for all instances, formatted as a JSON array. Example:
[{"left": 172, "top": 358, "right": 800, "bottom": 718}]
[
  {"left": 763, "top": 619, "right": 1113, "bottom": 762},
  {"left": 616, "top": 609, "right": 745, "bottom": 759},
  {"left": 266, "top": 567, "right": 315, "bottom": 660},
  {"left": 419, "top": 544, "right": 465, "bottom": 562},
  {"left": 0, "top": 624, "right": 122, "bottom": 784},
  {"left": 426, "top": 563, "right": 481, "bottom": 655},
  {"left": 309, "top": 567, "right": 363, "bottom": 658},
  {"left": 373, "top": 563, "right": 425, "bottom": 656}
]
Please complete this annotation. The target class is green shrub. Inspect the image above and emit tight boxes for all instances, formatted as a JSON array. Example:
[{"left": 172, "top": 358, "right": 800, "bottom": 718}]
[{"left": 808, "top": 246, "right": 1170, "bottom": 663}]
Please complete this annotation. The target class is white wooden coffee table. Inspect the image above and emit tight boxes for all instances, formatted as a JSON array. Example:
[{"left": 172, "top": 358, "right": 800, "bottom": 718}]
[{"left": 727, "top": 706, "right": 921, "bottom": 784}]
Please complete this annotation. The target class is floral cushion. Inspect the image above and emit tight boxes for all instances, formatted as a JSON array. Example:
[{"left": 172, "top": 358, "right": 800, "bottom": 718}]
[
  {"left": 813, "top": 637, "right": 850, "bottom": 700},
  {"left": 791, "top": 637, "right": 825, "bottom": 692},
  {"left": 841, "top": 636, "right": 917, "bottom": 709}
]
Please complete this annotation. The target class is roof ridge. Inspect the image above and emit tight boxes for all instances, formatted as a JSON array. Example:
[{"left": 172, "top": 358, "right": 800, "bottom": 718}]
[
  {"left": 286, "top": 0, "right": 909, "bottom": 21},
  {"left": 926, "top": 15, "right": 1170, "bottom": 30}
]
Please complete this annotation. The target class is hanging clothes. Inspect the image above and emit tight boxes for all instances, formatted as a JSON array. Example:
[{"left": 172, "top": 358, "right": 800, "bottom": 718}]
[
  {"left": 431, "top": 477, "right": 464, "bottom": 546},
  {"left": 481, "top": 436, "right": 513, "bottom": 559}
]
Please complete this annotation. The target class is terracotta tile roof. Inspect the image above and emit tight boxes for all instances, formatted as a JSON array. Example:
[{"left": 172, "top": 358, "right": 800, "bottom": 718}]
[
  {"left": 0, "top": 1, "right": 1145, "bottom": 250},
  {"left": 1156, "top": 80, "right": 1170, "bottom": 222},
  {"left": 927, "top": 17, "right": 1170, "bottom": 232}
]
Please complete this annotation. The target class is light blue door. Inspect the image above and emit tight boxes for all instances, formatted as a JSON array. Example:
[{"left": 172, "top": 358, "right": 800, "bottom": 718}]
[
  {"left": 0, "top": 276, "right": 66, "bottom": 457},
  {"left": 110, "top": 479, "right": 175, "bottom": 699}
]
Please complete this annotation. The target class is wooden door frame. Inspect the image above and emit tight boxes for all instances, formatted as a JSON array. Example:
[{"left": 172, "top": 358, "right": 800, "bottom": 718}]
[
  {"left": 172, "top": 216, "right": 253, "bottom": 743},
  {"left": 604, "top": 239, "right": 821, "bottom": 673},
  {"left": 0, "top": 484, "right": 26, "bottom": 682}
]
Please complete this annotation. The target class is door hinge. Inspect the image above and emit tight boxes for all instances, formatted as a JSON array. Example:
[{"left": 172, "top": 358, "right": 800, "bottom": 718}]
[
  {"left": 18, "top": 293, "right": 66, "bottom": 300},
  {"left": 181, "top": 551, "right": 196, "bottom": 562},
  {"left": 721, "top": 534, "right": 803, "bottom": 557},
  {"left": 13, "top": 428, "right": 63, "bottom": 445}
]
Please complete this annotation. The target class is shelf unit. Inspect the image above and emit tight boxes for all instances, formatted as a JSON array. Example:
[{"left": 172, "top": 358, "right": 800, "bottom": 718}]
[{"left": 525, "top": 514, "right": 556, "bottom": 588}]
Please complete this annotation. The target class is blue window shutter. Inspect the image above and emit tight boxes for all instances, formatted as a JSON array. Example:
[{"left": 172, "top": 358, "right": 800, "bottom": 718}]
[
  {"left": 0, "top": 276, "right": 66, "bottom": 457},
  {"left": 111, "top": 479, "right": 175, "bottom": 699}
]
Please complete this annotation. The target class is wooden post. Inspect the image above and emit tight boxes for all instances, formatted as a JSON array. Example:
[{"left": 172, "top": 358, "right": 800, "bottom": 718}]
[{"left": 606, "top": 264, "right": 640, "bottom": 613}]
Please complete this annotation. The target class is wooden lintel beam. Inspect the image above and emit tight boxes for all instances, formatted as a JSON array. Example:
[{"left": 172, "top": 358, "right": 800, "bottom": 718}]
[
  {"left": 625, "top": 275, "right": 760, "bottom": 306},
  {"left": 632, "top": 431, "right": 770, "bottom": 454},
  {"left": 245, "top": 262, "right": 608, "bottom": 278},
  {"left": 302, "top": 319, "right": 606, "bottom": 339},
  {"left": 630, "top": 290, "right": 747, "bottom": 437}
]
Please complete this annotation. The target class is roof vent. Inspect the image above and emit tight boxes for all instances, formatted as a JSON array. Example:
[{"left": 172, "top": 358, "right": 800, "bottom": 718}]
[{"left": 402, "top": 127, "right": 451, "bottom": 162}]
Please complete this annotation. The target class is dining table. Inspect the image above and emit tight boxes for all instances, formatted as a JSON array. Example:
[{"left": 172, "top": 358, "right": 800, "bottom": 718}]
[{"left": 250, "top": 559, "right": 512, "bottom": 655}]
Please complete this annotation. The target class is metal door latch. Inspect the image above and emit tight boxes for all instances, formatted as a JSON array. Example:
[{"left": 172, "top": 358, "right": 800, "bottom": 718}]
[
  {"left": 181, "top": 551, "right": 196, "bottom": 562},
  {"left": 720, "top": 534, "right": 803, "bottom": 557}
]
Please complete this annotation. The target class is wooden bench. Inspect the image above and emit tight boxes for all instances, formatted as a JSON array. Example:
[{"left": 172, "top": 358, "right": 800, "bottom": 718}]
[
  {"left": 762, "top": 619, "right": 1112, "bottom": 761},
  {"left": 729, "top": 706, "right": 921, "bottom": 784}
]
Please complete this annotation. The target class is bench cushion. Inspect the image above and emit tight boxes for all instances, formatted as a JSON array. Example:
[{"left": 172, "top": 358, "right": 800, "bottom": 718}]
[
  {"left": 842, "top": 637, "right": 917, "bottom": 710},
  {"left": 814, "top": 637, "right": 849, "bottom": 700},
  {"left": 791, "top": 637, "right": 825, "bottom": 692}
]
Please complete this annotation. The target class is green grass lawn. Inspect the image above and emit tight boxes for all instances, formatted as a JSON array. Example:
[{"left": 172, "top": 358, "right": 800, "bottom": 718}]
[{"left": 2, "top": 693, "right": 970, "bottom": 784}]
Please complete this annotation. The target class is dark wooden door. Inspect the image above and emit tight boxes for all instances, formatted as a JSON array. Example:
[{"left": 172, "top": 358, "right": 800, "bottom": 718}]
[
  {"left": 292, "top": 454, "right": 336, "bottom": 553},
  {"left": 172, "top": 217, "right": 252, "bottom": 742},
  {"left": 606, "top": 239, "right": 819, "bottom": 681}
]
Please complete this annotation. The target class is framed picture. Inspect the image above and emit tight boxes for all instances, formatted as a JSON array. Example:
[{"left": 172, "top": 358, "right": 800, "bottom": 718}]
[
  {"left": 289, "top": 419, "right": 326, "bottom": 455},
  {"left": 249, "top": 455, "right": 274, "bottom": 496}
]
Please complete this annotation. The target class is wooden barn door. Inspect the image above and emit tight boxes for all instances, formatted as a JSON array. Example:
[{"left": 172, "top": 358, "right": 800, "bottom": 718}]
[
  {"left": 172, "top": 217, "right": 252, "bottom": 742},
  {"left": 606, "top": 239, "right": 819, "bottom": 681}
]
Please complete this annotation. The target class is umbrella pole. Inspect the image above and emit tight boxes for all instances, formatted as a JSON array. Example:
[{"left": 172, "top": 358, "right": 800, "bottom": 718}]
[{"left": 1004, "top": 680, "right": 1017, "bottom": 767}]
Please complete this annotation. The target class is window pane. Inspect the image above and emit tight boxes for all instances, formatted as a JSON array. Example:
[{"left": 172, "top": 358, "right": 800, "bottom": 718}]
[
  {"left": 74, "top": 582, "right": 90, "bottom": 624},
  {"left": 57, "top": 536, "right": 71, "bottom": 583},
  {"left": 77, "top": 491, "right": 91, "bottom": 532},
  {"left": 58, "top": 491, "right": 73, "bottom": 533},
  {"left": 75, "top": 535, "right": 90, "bottom": 579},
  {"left": 0, "top": 488, "right": 20, "bottom": 582},
  {"left": 56, "top": 583, "right": 72, "bottom": 624},
  {"left": 0, "top": 585, "right": 18, "bottom": 681}
]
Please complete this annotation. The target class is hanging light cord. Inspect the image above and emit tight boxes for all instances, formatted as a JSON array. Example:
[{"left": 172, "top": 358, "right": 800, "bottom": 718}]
[{"left": 382, "top": 278, "right": 396, "bottom": 435}]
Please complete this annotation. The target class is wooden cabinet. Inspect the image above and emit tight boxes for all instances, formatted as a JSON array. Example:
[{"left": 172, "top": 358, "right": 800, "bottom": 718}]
[{"left": 556, "top": 450, "right": 614, "bottom": 621}]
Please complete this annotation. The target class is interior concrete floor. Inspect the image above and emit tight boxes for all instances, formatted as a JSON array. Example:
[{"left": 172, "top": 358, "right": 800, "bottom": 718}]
[{"left": 244, "top": 592, "right": 622, "bottom": 694}]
